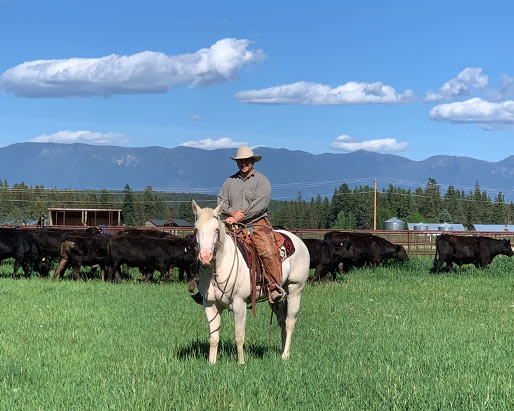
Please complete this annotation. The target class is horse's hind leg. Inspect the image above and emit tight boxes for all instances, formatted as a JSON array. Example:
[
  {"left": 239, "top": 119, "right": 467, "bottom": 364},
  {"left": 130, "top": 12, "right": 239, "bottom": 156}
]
[
  {"left": 272, "top": 300, "right": 288, "bottom": 353},
  {"left": 232, "top": 298, "right": 247, "bottom": 364},
  {"left": 278, "top": 282, "right": 304, "bottom": 360}
]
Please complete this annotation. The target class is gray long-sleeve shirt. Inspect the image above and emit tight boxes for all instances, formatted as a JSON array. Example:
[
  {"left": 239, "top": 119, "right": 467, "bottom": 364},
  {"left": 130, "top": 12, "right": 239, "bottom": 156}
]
[{"left": 217, "top": 170, "right": 271, "bottom": 225}]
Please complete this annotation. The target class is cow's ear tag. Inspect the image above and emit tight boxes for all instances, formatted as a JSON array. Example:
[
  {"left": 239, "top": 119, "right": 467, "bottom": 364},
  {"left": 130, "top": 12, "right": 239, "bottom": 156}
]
[
  {"left": 42, "top": 257, "right": 46, "bottom": 262},
  {"left": 184, "top": 247, "right": 187, "bottom": 253}
]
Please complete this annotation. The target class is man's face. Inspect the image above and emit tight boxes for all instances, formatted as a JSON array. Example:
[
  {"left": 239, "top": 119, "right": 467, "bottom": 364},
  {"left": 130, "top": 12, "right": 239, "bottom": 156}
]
[{"left": 236, "top": 158, "right": 255, "bottom": 175}]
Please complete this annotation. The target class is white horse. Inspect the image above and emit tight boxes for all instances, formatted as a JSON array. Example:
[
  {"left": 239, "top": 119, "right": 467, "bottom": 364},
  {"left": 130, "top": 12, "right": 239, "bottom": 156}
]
[{"left": 192, "top": 200, "right": 310, "bottom": 364}]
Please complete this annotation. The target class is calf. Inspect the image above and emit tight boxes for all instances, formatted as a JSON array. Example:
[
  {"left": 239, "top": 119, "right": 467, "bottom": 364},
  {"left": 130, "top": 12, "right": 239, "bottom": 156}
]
[
  {"left": 50, "top": 231, "right": 112, "bottom": 281},
  {"left": 302, "top": 238, "right": 351, "bottom": 282},
  {"left": 432, "top": 234, "right": 514, "bottom": 273}
]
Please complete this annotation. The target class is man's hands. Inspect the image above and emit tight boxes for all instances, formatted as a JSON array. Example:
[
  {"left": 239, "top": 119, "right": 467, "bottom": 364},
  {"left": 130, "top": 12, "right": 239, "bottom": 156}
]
[{"left": 226, "top": 210, "right": 244, "bottom": 225}]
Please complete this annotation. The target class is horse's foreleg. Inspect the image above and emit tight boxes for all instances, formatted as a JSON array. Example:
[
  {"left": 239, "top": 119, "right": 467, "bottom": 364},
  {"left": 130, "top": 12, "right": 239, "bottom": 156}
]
[
  {"left": 205, "top": 304, "right": 221, "bottom": 364},
  {"left": 232, "top": 299, "right": 247, "bottom": 365}
]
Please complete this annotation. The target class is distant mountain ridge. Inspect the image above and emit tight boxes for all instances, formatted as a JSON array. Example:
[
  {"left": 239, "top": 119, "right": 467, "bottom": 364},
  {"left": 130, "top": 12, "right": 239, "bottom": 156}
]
[{"left": 1, "top": 142, "right": 514, "bottom": 200}]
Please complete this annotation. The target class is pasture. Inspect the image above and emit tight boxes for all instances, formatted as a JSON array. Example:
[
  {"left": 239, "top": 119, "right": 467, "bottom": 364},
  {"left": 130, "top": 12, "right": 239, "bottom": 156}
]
[{"left": 0, "top": 256, "right": 512, "bottom": 410}]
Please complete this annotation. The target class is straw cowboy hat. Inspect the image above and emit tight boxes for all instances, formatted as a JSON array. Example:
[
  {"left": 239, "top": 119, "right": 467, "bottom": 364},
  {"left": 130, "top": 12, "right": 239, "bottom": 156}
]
[{"left": 230, "top": 146, "right": 262, "bottom": 162}]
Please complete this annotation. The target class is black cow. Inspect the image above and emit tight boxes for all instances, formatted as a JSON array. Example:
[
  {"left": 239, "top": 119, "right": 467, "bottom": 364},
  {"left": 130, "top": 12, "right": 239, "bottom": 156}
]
[
  {"left": 33, "top": 229, "right": 73, "bottom": 260},
  {"left": 114, "top": 229, "right": 196, "bottom": 281},
  {"left": 50, "top": 231, "right": 112, "bottom": 281},
  {"left": 302, "top": 238, "right": 351, "bottom": 282},
  {"left": 115, "top": 228, "right": 177, "bottom": 239},
  {"left": 107, "top": 235, "right": 196, "bottom": 282},
  {"left": 432, "top": 234, "right": 514, "bottom": 273},
  {"left": 324, "top": 231, "right": 408, "bottom": 271},
  {"left": 33, "top": 228, "right": 103, "bottom": 278},
  {"left": 0, "top": 228, "right": 49, "bottom": 277}
]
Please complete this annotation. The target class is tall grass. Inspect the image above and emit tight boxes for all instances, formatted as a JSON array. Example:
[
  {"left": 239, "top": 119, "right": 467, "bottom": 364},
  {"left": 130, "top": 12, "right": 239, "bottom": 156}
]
[{"left": 0, "top": 256, "right": 512, "bottom": 410}]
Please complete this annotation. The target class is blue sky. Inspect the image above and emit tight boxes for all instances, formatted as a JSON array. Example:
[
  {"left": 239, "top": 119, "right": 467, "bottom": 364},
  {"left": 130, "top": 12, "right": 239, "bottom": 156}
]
[{"left": 1, "top": 0, "right": 514, "bottom": 162}]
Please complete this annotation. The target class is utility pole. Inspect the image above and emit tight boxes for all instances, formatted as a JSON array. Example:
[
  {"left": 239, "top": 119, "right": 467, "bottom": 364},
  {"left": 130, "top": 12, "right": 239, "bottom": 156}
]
[{"left": 374, "top": 179, "right": 377, "bottom": 230}]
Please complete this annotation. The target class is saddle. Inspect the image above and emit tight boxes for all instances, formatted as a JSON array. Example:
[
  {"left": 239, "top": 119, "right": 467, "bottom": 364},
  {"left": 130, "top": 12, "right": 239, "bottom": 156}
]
[{"left": 231, "top": 226, "right": 295, "bottom": 318}]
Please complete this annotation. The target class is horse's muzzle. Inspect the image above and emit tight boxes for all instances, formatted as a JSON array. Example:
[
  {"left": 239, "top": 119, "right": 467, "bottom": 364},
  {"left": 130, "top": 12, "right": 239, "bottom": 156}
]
[{"left": 198, "top": 250, "right": 213, "bottom": 265}]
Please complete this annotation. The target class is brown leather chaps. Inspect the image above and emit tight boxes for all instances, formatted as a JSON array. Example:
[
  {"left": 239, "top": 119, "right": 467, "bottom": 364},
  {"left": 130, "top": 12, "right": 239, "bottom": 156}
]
[{"left": 251, "top": 217, "right": 282, "bottom": 288}]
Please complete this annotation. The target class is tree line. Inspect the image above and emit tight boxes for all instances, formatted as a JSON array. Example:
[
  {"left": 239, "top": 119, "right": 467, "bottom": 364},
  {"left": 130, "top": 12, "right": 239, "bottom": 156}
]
[
  {"left": 0, "top": 178, "right": 512, "bottom": 230},
  {"left": 272, "top": 178, "right": 512, "bottom": 230},
  {"left": 0, "top": 181, "right": 214, "bottom": 226}
]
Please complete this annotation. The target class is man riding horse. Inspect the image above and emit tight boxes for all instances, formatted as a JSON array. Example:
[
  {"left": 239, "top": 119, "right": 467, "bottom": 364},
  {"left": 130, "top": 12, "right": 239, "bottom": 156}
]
[{"left": 217, "top": 146, "right": 286, "bottom": 304}]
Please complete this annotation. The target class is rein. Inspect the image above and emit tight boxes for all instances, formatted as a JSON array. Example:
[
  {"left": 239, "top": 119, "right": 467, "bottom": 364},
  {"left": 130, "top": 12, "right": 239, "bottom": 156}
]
[{"left": 206, "top": 220, "right": 246, "bottom": 303}]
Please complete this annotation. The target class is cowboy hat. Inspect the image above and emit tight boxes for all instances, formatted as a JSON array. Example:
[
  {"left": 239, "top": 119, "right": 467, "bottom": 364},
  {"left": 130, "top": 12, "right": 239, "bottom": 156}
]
[{"left": 230, "top": 146, "right": 262, "bottom": 162}]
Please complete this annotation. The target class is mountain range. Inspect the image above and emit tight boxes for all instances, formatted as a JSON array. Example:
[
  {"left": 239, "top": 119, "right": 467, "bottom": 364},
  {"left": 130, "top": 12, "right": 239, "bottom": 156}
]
[{"left": 1, "top": 142, "right": 514, "bottom": 201}]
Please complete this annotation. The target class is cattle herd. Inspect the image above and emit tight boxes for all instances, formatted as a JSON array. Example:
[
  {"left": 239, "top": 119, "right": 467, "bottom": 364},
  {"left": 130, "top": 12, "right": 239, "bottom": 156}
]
[
  {"left": 0, "top": 227, "right": 196, "bottom": 282},
  {"left": 0, "top": 227, "right": 513, "bottom": 284}
]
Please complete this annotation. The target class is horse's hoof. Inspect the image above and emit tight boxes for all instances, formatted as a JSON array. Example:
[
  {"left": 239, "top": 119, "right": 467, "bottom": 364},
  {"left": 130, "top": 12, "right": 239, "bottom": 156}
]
[{"left": 191, "top": 292, "right": 203, "bottom": 305}]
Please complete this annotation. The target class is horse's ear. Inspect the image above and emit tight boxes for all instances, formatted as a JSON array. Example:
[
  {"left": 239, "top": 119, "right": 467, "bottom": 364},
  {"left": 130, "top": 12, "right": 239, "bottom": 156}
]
[
  {"left": 213, "top": 200, "right": 223, "bottom": 217},
  {"left": 192, "top": 200, "right": 200, "bottom": 215}
]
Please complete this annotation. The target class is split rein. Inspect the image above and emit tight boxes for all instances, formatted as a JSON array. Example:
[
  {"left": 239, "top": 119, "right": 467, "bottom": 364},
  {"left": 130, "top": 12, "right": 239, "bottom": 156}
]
[{"left": 195, "top": 221, "right": 249, "bottom": 302}]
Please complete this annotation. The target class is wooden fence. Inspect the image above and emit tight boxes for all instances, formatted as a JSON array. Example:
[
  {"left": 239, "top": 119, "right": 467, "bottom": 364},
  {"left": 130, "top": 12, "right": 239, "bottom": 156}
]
[
  {"left": 10, "top": 226, "right": 514, "bottom": 257},
  {"left": 285, "top": 229, "right": 514, "bottom": 257}
]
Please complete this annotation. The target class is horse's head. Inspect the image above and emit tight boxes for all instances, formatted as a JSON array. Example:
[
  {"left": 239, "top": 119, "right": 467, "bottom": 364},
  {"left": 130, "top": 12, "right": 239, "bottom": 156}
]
[{"left": 192, "top": 200, "right": 224, "bottom": 266}]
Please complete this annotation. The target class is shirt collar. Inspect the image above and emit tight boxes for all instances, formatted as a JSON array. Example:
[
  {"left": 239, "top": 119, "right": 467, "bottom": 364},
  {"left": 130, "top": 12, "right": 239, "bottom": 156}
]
[{"left": 238, "top": 170, "right": 256, "bottom": 180}]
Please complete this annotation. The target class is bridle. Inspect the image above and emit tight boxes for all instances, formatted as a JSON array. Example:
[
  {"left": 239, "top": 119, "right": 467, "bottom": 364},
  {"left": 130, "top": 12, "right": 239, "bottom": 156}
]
[{"left": 194, "top": 215, "right": 243, "bottom": 302}]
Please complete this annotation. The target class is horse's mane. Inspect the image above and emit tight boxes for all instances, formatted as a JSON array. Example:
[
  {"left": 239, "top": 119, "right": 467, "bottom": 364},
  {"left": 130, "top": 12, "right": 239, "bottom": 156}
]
[{"left": 195, "top": 207, "right": 216, "bottom": 226}]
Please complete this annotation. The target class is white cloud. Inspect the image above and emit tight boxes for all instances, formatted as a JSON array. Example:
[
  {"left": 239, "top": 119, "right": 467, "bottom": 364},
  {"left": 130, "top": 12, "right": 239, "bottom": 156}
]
[
  {"left": 429, "top": 97, "right": 514, "bottom": 129},
  {"left": 425, "top": 67, "right": 488, "bottom": 102},
  {"left": 180, "top": 137, "right": 247, "bottom": 150},
  {"left": 499, "top": 74, "right": 514, "bottom": 99},
  {"left": 0, "top": 38, "right": 265, "bottom": 97},
  {"left": 235, "top": 81, "right": 415, "bottom": 105},
  {"left": 191, "top": 114, "right": 205, "bottom": 122},
  {"left": 31, "top": 130, "right": 128, "bottom": 145},
  {"left": 330, "top": 134, "right": 408, "bottom": 153}
]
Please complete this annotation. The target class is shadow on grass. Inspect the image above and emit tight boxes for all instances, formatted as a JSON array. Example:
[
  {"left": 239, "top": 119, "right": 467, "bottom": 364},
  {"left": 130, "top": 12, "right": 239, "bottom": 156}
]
[{"left": 176, "top": 338, "right": 281, "bottom": 361}]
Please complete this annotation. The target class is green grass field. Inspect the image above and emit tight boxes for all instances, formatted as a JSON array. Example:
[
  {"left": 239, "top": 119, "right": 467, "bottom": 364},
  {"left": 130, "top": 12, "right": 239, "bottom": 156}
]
[{"left": 0, "top": 256, "right": 512, "bottom": 410}]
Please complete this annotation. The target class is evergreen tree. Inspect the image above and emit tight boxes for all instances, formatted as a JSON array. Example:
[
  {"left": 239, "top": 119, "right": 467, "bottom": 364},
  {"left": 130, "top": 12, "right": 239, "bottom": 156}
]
[
  {"left": 122, "top": 184, "right": 136, "bottom": 226},
  {"left": 352, "top": 185, "right": 374, "bottom": 229},
  {"left": 330, "top": 183, "right": 351, "bottom": 222},
  {"left": 443, "top": 186, "right": 458, "bottom": 221},
  {"left": 438, "top": 209, "right": 453, "bottom": 223},
  {"left": 413, "top": 187, "right": 425, "bottom": 217},
  {"left": 320, "top": 197, "right": 331, "bottom": 228},
  {"left": 421, "top": 178, "right": 441, "bottom": 221},
  {"left": 331, "top": 210, "right": 356, "bottom": 229},
  {"left": 98, "top": 189, "right": 111, "bottom": 209},
  {"left": 178, "top": 200, "right": 195, "bottom": 225},
  {"left": 492, "top": 192, "right": 506, "bottom": 224},
  {"left": 405, "top": 211, "right": 425, "bottom": 223}
]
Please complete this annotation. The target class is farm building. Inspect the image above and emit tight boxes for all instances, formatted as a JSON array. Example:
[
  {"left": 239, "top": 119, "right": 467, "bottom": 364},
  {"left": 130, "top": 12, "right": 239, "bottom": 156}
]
[
  {"left": 144, "top": 218, "right": 192, "bottom": 228},
  {"left": 48, "top": 208, "right": 123, "bottom": 226},
  {"left": 407, "top": 223, "right": 466, "bottom": 231},
  {"left": 473, "top": 224, "right": 514, "bottom": 232}
]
